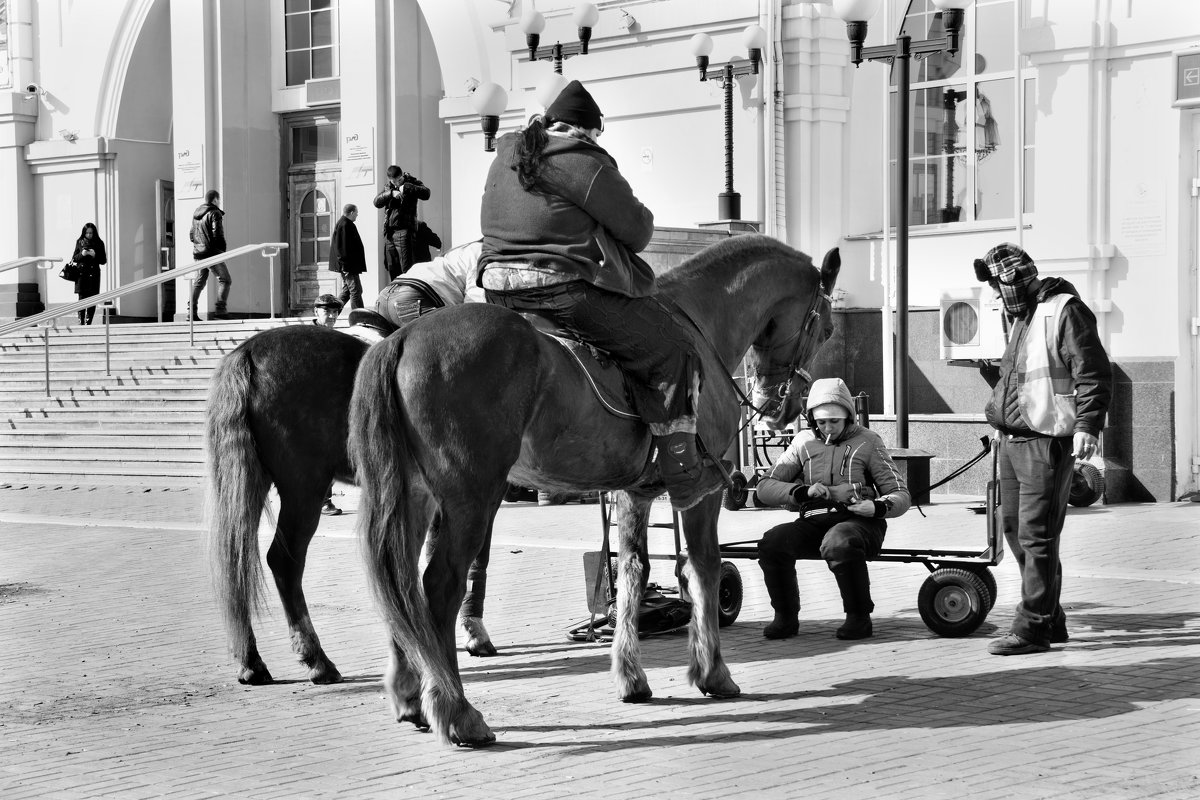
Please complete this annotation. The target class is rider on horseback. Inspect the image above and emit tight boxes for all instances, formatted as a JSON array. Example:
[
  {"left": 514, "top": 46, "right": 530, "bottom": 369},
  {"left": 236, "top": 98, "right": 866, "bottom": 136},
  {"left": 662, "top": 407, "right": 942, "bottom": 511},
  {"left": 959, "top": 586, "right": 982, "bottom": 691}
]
[{"left": 478, "top": 79, "right": 722, "bottom": 510}]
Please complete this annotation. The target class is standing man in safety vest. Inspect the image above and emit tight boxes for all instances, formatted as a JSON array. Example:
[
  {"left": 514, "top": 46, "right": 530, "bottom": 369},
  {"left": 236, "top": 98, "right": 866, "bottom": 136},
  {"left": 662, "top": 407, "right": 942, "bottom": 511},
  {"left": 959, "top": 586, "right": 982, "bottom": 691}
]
[{"left": 974, "top": 243, "right": 1112, "bottom": 656}]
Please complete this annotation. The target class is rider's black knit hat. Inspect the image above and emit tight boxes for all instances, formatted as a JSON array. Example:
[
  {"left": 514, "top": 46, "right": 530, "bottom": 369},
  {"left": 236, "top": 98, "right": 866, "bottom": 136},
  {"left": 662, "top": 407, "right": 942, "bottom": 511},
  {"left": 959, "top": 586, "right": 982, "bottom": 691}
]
[{"left": 545, "top": 80, "right": 603, "bottom": 131}]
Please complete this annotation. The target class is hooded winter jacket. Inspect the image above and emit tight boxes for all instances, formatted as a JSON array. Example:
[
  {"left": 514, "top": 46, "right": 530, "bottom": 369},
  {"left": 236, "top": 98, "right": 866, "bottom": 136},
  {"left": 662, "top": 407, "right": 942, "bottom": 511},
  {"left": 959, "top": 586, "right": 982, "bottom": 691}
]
[
  {"left": 756, "top": 378, "right": 911, "bottom": 519},
  {"left": 479, "top": 130, "right": 657, "bottom": 298},
  {"left": 984, "top": 277, "right": 1111, "bottom": 438},
  {"left": 190, "top": 202, "right": 226, "bottom": 258}
]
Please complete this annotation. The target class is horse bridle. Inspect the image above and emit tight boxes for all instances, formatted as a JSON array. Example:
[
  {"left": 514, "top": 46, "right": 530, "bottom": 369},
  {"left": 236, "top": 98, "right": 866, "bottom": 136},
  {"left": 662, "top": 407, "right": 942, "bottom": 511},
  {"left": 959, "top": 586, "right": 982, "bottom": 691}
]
[{"left": 747, "top": 287, "right": 833, "bottom": 420}]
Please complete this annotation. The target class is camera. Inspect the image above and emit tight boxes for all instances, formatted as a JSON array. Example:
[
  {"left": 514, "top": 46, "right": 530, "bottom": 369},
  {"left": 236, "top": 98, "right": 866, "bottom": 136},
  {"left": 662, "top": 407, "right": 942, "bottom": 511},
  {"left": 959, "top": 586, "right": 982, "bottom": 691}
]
[{"left": 25, "top": 83, "right": 42, "bottom": 95}]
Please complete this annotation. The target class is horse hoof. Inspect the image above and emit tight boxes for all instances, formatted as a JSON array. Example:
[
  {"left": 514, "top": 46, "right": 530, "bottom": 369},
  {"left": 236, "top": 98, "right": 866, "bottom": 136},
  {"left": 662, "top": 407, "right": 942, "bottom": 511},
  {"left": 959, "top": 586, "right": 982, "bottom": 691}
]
[
  {"left": 237, "top": 664, "right": 273, "bottom": 685},
  {"left": 451, "top": 731, "right": 497, "bottom": 748},
  {"left": 466, "top": 640, "right": 497, "bottom": 657},
  {"left": 699, "top": 681, "right": 741, "bottom": 699},
  {"left": 309, "top": 666, "right": 343, "bottom": 685},
  {"left": 620, "top": 687, "right": 653, "bottom": 704}
]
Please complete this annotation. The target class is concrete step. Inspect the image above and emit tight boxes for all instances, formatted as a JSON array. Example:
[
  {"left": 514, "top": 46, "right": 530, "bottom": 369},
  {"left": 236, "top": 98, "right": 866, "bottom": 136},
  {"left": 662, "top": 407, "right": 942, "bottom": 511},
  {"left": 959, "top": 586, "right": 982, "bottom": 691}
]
[
  {"left": 2, "top": 414, "right": 206, "bottom": 428},
  {"left": 0, "top": 461, "right": 206, "bottom": 485},
  {"left": 0, "top": 386, "right": 210, "bottom": 401},
  {"left": 1, "top": 430, "right": 202, "bottom": 446},
  {"left": 0, "top": 443, "right": 202, "bottom": 461}
]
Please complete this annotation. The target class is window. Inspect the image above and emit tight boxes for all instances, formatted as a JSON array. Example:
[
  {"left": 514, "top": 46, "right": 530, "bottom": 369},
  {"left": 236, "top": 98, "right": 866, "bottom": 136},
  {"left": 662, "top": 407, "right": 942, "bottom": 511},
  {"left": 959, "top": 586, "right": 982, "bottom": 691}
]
[
  {"left": 285, "top": 0, "right": 339, "bottom": 86},
  {"left": 291, "top": 121, "right": 340, "bottom": 164},
  {"left": 888, "top": 0, "right": 1023, "bottom": 226},
  {"left": 298, "top": 190, "right": 332, "bottom": 266}
]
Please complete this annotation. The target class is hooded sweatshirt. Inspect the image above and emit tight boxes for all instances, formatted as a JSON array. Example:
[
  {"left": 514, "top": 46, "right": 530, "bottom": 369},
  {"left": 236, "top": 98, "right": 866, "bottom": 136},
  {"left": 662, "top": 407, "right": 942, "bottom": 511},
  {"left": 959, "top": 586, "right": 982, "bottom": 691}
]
[
  {"left": 190, "top": 202, "right": 226, "bottom": 257},
  {"left": 756, "top": 378, "right": 911, "bottom": 519}
]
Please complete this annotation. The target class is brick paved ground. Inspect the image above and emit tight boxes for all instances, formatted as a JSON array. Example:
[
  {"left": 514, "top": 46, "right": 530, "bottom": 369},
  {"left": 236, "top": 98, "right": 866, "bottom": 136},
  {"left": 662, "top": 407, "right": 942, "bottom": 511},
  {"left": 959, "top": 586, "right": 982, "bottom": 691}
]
[{"left": 1, "top": 481, "right": 1197, "bottom": 799}]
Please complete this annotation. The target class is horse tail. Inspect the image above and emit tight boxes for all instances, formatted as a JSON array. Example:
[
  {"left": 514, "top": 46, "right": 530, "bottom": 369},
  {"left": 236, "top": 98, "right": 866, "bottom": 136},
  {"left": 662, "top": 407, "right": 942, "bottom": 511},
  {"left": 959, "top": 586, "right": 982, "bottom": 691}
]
[
  {"left": 205, "top": 344, "right": 273, "bottom": 665},
  {"left": 350, "top": 333, "right": 457, "bottom": 739}
]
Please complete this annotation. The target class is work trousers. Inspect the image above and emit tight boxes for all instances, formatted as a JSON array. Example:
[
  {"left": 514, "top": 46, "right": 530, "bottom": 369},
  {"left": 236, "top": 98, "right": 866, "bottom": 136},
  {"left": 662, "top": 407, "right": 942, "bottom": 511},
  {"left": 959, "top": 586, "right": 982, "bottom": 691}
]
[
  {"left": 485, "top": 280, "right": 698, "bottom": 428},
  {"left": 997, "top": 435, "right": 1074, "bottom": 646},
  {"left": 759, "top": 516, "right": 886, "bottom": 611}
]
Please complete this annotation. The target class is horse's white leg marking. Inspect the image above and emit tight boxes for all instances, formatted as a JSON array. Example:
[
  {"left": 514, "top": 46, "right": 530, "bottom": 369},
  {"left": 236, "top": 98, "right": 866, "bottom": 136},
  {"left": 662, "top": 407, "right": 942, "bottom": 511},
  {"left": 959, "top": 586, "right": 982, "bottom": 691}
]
[
  {"left": 461, "top": 616, "right": 497, "bottom": 657},
  {"left": 610, "top": 492, "right": 652, "bottom": 702},
  {"left": 680, "top": 496, "right": 740, "bottom": 698},
  {"left": 384, "top": 639, "right": 427, "bottom": 729}
]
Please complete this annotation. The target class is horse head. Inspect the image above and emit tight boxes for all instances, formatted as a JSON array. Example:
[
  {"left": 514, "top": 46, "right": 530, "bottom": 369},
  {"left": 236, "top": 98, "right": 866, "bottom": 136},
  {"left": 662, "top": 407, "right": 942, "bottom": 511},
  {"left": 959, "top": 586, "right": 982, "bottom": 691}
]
[{"left": 748, "top": 246, "right": 840, "bottom": 428}]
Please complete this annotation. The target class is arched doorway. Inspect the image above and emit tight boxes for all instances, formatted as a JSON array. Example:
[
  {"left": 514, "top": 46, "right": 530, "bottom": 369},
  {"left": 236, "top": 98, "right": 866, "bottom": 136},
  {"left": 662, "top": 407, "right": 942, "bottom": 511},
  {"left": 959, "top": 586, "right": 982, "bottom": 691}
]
[{"left": 285, "top": 113, "right": 341, "bottom": 314}]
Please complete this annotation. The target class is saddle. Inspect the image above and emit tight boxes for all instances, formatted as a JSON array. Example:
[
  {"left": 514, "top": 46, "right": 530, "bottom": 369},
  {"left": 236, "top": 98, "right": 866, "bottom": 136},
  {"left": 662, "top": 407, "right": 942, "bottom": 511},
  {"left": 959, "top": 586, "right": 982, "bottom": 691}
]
[
  {"left": 347, "top": 308, "right": 399, "bottom": 337},
  {"left": 519, "top": 312, "right": 640, "bottom": 421}
]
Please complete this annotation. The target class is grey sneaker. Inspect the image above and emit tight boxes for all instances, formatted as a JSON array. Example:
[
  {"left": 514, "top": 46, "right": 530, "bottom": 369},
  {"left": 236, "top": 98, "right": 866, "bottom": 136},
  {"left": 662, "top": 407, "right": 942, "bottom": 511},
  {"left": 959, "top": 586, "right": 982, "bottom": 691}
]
[{"left": 987, "top": 632, "right": 1049, "bottom": 656}]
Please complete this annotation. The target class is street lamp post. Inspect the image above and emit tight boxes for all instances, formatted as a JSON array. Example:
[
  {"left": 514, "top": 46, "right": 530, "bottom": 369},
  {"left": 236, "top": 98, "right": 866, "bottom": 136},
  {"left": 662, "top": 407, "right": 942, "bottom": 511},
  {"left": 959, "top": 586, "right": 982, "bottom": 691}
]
[
  {"left": 832, "top": 0, "right": 972, "bottom": 449},
  {"left": 521, "top": 3, "right": 600, "bottom": 75},
  {"left": 688, "top": 24, "right": 767, "bottom": 222}
]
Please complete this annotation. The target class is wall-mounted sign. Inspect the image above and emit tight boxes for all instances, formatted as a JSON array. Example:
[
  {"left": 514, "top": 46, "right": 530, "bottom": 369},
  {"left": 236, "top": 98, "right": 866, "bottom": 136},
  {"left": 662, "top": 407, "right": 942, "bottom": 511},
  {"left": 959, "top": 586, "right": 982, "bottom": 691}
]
[
  {"left": 1173, "top": 49, "right": 1200, "bottom": 108},
  {"left": 175, "top": 144, "right": 205, "bottom": 199},
  {"left": 343, "top": 128, "right": 375, "bottom": 186}
]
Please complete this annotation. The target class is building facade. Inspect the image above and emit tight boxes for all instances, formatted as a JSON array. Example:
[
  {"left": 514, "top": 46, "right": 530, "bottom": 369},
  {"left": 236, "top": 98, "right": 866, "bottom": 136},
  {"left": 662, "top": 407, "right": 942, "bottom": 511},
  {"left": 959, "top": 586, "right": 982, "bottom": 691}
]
[{"left": 1, "top": 0, "right": 1198, "bottom": 501}]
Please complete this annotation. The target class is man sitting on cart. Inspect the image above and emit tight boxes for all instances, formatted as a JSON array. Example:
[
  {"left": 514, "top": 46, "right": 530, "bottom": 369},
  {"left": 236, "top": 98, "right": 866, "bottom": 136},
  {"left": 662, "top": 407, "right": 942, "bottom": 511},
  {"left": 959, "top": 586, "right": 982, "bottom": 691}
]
[{"left": 754, "top": 378, "right": 911, "bottom": 641}]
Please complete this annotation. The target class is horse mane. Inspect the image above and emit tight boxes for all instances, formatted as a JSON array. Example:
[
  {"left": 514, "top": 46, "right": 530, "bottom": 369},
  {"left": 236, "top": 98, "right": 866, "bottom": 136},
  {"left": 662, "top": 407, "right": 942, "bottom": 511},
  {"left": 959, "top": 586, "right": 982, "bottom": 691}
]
[{"left": 657, "top": 234, "right": 815, "bottom": 296}]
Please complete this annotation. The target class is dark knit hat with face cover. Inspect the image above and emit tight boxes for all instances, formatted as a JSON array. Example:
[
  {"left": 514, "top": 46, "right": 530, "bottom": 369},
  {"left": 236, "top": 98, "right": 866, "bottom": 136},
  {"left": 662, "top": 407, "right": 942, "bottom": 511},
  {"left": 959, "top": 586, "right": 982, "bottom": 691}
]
[
  {"left": 545, "top": 80, "right": 604, "bottom": 131},
  {"left": 976, "top": 243, "right": 1038, "bottom": 319}
]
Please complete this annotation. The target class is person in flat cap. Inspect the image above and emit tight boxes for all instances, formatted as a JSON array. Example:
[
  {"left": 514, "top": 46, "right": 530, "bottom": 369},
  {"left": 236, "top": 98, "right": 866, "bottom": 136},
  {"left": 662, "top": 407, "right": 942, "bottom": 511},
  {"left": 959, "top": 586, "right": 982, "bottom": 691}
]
[
  {"left": 753, "top": 378, "right": 911, "bottom": 641},
  {"left": 974, "top": 243, "right": 1111, "bottom": 655},
  {"left": 478, "top": 79, "right": 723, "bottom": 511}
]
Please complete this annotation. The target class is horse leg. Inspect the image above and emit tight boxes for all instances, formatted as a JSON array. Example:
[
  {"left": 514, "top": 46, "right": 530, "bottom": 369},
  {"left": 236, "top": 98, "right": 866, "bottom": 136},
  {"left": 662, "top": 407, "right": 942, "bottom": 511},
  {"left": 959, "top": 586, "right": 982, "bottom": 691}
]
[
  {"left": 679, "top": 492, "right": 740, "bottom": 698},
  {"left": 384, "top": 637, "right": 428, "bottom": 730},
  {"left": 460, "top": 519, "right": 497, "bottom": 657},
  {"left": 610, "top": 491, "right": 653, "bottom": 702},
  {"left": 422, "top": 501, "right": 499, "bottom": 746},
  {"left": 265, "top": 489, "right": 342, "bottom": 684}
]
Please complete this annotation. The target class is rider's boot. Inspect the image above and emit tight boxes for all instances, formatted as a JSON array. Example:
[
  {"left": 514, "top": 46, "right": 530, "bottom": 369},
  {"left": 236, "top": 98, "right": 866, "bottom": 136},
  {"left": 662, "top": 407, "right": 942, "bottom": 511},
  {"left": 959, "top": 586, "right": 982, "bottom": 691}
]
[
  {"left": 833, "top": 561, "right": 874, "bottom": 640},
  {"left": 760, "top": 560, "right": 800, "bottom": 640},
  {"left": 654, "top": 431, "right": 723, "bottom": 511}
]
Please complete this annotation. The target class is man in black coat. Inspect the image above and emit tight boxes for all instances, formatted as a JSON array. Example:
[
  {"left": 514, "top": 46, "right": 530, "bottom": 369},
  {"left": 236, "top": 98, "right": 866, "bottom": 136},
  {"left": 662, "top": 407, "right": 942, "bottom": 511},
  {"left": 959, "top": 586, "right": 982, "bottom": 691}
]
[
  {"left": 328, "top": 203, "right": 367, "bottom": 310},
  {"left": 373, "top": 164, "right": 431, "bottom": 279}
]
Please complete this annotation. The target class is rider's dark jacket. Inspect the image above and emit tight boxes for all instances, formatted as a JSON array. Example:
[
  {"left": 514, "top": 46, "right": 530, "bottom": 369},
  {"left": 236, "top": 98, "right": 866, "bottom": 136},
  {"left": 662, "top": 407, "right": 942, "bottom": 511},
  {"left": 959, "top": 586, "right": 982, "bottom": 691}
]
[{"left": 479, "top": 131, "right": 656, "bottom": 298}]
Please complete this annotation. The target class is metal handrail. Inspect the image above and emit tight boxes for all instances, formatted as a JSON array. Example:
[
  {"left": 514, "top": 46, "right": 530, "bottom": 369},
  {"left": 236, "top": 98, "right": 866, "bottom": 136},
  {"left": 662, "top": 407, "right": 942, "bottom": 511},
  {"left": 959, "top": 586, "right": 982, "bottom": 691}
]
[
  {"left": 0, "top": 243, "right": 288, "bottom": 397},
  {"left": 0, "top": 257, "right": 62, "bottom": 276},
  {"left": 0, "top": 242, "right": 288, "bottom": 339}
]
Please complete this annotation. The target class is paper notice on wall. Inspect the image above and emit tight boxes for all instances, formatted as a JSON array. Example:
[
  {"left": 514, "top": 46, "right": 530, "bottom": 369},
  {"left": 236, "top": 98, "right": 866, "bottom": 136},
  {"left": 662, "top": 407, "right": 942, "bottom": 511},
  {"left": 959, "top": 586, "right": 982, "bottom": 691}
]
[
  {"left": 1115, "top": 186, "right": 1166, "bottom": 257},
  {"left": 175, "top": 145, "right": 205, "bottom": 200},
  {"left": 343, "top": 128, "right": 375, "bottom": 186}
]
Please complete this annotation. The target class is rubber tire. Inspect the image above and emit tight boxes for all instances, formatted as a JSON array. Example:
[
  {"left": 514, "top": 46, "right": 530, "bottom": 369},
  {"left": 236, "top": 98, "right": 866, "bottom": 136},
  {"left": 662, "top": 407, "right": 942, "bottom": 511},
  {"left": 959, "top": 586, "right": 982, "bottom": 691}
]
[
  {"left": 717, "top": 561, "right": 743, "bottom": 627},
  {"left": 722, "top": 470, "right": 749, "bottom": 511},
  {"left": 917, "top": 568, "right": 990, "bottom": 637},
  {"left": 1069, "top": 462, "right": 1104, "bottom": 507},
  {"left": 965, "top": 566, "right": 999, "bottom": 611},
  {"left": 504, "top": 483, "right": 531, "bottom": 503}
]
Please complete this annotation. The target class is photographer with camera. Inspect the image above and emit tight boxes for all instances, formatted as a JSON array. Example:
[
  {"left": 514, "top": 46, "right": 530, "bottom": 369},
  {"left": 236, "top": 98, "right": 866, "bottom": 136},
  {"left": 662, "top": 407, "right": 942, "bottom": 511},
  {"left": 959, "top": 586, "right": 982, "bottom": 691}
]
[{"left": 373, "top": 164, "right": 431, "bottom": 279}]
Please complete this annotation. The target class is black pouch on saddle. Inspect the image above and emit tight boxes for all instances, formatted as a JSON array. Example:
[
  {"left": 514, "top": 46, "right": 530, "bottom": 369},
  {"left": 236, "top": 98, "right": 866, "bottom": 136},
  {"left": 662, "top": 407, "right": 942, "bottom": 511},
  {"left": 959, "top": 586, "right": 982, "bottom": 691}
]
[{"left": 798, "top": 501, "right": 857, "bottom": 527}]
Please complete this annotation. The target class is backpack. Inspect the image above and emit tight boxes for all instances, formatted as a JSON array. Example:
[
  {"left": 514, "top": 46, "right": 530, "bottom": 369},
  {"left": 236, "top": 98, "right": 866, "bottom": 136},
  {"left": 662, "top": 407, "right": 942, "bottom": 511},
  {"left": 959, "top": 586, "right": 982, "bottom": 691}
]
[{"left": 191, "top": 213, "right": 213, "bottom": 257}]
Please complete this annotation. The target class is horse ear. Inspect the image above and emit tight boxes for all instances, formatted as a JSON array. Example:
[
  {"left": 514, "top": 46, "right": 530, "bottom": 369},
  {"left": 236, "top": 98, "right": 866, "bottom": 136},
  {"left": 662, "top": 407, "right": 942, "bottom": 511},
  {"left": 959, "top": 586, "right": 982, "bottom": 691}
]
[{"left": 820, "top": 247, "right": 841, "bottom": 292}]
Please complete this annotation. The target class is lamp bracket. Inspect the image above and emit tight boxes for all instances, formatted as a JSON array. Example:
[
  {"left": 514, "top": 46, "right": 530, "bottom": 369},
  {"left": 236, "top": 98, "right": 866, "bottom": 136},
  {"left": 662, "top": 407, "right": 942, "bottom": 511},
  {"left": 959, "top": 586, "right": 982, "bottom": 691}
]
[{"left": 701, "top": 61, "right": 759, "bottom": 85}]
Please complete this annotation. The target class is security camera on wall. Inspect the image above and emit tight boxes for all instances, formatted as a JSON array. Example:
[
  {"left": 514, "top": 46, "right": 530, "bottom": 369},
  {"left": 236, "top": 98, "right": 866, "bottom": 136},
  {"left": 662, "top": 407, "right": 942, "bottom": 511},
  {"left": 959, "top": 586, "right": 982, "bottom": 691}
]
[{"left": 25, "top": 83, "right": 43, "bottom": 95}]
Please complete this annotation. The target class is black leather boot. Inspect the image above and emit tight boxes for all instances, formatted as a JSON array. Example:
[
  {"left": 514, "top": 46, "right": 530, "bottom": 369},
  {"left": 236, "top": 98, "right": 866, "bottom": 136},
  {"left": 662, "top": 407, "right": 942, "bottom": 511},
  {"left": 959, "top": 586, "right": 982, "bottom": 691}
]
[
  {"left": 833, "top": 561, "right": 874, "bottom": 640},
  {"left": 760, "top": 561, "right": 800, "bottom": 640},
  {"left": 655, "top": 432, "right": 722, "bottom": 510}
]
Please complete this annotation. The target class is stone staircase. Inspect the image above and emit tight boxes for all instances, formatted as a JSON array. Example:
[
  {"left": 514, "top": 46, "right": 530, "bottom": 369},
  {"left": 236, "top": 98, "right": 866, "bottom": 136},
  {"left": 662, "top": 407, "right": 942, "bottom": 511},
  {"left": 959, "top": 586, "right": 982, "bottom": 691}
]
[{"left": 0, "top": 317, "right": 307, "bottom": 486}]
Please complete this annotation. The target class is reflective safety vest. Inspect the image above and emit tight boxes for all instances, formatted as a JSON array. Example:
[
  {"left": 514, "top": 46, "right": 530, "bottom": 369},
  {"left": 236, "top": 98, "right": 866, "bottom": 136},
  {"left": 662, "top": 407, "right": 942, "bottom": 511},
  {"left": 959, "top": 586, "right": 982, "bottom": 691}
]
[{"left": 1016, "top": 293, "right": 1076, "bottom": 437}]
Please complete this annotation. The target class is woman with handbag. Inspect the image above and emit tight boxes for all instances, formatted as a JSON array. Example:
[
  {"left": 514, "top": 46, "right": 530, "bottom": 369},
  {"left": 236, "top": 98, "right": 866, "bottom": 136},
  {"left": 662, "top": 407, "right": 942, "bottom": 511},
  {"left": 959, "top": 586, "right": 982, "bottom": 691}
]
[{"left": 71, "top": 222, "right": 107, "bottom": 324}]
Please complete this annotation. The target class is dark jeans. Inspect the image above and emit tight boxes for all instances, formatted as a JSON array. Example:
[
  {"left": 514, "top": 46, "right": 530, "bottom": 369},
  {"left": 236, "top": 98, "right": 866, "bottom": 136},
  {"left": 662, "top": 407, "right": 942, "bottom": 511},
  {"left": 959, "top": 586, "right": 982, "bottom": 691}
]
[
  {"left": 384, "top": 228, "right": 414, "bottom": 280},
  {"left": 486, "top": 281, "right": 697, "bottom": 427},
  {"left": 191, "top": 260, "right": 231, "bottom": 312},
  {"left": 338, "top": 271, "right": 364, "bottom": 310},
  {"left": 997, "top": 435, "right": 1074, "bottom": 645}
]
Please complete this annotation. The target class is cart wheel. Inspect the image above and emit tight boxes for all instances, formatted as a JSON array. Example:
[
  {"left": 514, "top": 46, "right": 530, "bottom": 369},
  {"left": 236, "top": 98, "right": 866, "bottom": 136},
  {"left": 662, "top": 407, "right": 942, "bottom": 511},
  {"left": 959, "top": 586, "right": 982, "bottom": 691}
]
[
  {"left": 504, "top": 482, "right": 530, "bottom": 503},
  {"left": 1069, "top": 462, "right": 1104, "bottom": 507},
  {"left": 918, "top": 568, "right": 990, "bottom": 637},
  {"left": 964, "top": 566, "right": 999, "bottom": 611},
  {"left": 722, "top": 470, "right": 749, "bottom": 511},
  {"left": 717, "top": 561, "right": 743, "bottom": 627}
]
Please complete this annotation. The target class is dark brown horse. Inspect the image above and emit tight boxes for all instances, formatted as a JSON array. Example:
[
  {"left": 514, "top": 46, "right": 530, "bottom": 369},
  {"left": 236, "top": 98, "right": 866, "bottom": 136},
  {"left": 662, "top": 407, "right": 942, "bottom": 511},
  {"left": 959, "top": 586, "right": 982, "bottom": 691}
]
[
  {"left": 348, "top": 235, "right": 840, "bottom": 745},
  {"left": 206, "top": 324, "right": 497, "bottom": 687}
]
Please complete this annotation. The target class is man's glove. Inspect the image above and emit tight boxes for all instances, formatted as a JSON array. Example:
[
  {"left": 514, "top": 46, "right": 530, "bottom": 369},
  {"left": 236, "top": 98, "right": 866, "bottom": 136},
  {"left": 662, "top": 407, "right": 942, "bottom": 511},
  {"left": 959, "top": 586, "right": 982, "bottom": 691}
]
[{"left": 789, "top": 484, "right": 809, "bottom": 503}]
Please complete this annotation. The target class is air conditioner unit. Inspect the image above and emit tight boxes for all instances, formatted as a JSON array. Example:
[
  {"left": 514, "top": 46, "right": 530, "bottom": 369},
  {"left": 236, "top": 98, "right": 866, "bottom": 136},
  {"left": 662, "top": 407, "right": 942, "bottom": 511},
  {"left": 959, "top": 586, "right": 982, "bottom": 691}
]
[
  {"left": 939, "top": 287, "right": 1008, "bottom": 360},
  {"left": 305, "top": 77, "right": 340, "bottom": 107}
]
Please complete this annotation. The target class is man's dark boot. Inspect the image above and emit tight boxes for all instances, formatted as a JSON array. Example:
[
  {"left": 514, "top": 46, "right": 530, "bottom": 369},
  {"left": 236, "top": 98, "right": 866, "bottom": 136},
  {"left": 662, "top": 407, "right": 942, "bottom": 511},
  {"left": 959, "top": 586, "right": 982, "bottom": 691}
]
[
  {"left": 655, "top": 432, "right": 722, "bottom": 510},
  {"left": 833, "top": 561, "right": 874, "bottom": 640},
  {"left": 760, "top": 561, "right": 800, "bottom": 640}
]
